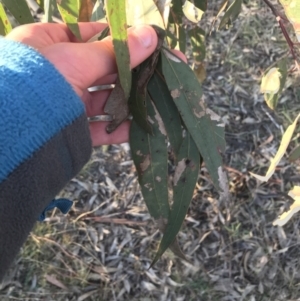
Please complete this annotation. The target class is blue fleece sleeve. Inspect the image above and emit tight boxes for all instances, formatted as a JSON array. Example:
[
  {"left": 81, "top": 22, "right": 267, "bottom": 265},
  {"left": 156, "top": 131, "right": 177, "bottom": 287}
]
[
  {"left": 0, "top": 38, "right": 92, "bottom": 282},
  {"left": 0, "top": 38, "right": 87, "bottom": 182}
]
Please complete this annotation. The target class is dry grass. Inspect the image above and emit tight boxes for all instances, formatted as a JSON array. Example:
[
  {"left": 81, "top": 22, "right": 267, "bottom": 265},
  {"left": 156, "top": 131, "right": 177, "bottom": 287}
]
[{"left": 2, "top": 1, "right": 300, "bottom": 300}]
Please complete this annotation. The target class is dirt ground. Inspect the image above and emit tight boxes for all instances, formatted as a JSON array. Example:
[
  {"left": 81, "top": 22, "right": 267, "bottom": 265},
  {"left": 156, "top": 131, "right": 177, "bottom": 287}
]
[{"left": 2, "top": 1, "right": 300, "bottom": 300}]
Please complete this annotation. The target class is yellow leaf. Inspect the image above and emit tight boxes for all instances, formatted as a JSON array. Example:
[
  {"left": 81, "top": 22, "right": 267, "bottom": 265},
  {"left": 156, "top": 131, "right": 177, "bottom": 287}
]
[
  {"left": 260, "top": 68, "right": 281, "bottom": 94},
  {"left": 279, "top": 0, "right": 300, "bottom": 42},
  {"left": 182, "top": 0, "right": 204, "bottom": 23},
  {"left": 250, "top": 113, "right": 300, "bottom": 182},
  {"left": 273, "top": 186, "right": 300, "bottom": 226}
]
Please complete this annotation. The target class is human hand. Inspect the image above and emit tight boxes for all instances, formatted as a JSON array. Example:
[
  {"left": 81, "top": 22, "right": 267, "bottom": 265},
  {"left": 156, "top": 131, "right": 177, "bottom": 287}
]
[{"left": 6, "top": 22, "right": 185, "bottom": 146}]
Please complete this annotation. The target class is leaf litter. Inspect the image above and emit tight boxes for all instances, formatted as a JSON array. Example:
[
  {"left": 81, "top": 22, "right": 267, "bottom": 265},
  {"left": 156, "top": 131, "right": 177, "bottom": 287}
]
[{"left": 5, "top": 2, "right": 300, "bottom": 301}]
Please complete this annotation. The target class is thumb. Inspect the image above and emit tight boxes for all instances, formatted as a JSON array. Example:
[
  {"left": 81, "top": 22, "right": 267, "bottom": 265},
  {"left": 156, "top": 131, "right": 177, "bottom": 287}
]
[{"left": 41, "top": 25, "right": 158, "bottom": 95}]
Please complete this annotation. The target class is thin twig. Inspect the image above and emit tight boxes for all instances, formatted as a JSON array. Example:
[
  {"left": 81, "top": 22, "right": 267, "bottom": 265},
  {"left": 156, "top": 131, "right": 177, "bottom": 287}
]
[{"left": 262, "top": 0, "right": 299, "bottom": 63}]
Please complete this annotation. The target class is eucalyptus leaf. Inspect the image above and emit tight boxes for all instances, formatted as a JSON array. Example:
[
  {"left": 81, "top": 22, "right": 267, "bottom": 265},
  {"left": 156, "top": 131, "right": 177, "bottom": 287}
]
[
  {"left": 90, "top": 0, "right": 106, "bottom": 22},
  {"left": 151, "top": 133, "right": 200, "bottom": 265},
  {"left": 192, "top": 0, "right": 207, "bottom": 11},
  {"left": 188, "top": 26, "right": 206, "bottom": 62},
  {"left": 161, "top": 48, "right": 226, "bottom": 190},
  {"left": 289, "top": 145, "right": 300, "bottom": 162},
  {"left": 263, "top": 59, "right": 287, "bottom": 110},
  {"left": 168, "top": 0, "right": 185, "bottom": 51},
  {"left": 1, "top": 0, "right": 34, "bottom": 25},
  {"left": 105, "top": 0, "right": 131, "bottom": 100},
  {"left": 43, "top": 0, "right": 55, "bottom": 23},
  {"left": 211, "top": 0, "right": 228, "bottom": 30},
  {"left": 182, "top": 0, "right": 204, "bottom": 23},
  {"left": 0, "top": 2, "right": 12, "bottom": 36},
  {"left": 104, "top": 77, "right": 129, "bottom": 134},
  {"left": 128, "top": 26, "right": 166, "bottom": 134},
  {"left": 126, "top": 0, "right": 164, "bottom": 28},
  {"left": 57, "top": 0, "right": 81, "bottom": 40},
  {"left": 154, "top": 0, "right": 171, "bottom": 28},
  {"left": 130, "top": 94, "right": 169, "bottom": 220},
  {"left": 218, "top": 0, "right": 242, "bottom": 30},
  {"left": 148, "top": 68, "right": 183, "bottom": 159}
]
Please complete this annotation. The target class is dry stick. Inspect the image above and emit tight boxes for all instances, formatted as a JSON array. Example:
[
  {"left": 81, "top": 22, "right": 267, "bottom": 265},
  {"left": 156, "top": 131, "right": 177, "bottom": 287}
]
[{"left": 262, "top": 0, "right": 299, "bottom": 63}]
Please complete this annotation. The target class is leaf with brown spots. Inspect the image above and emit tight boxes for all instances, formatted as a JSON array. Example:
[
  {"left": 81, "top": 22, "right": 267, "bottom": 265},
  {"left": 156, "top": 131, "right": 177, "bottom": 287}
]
[
  {"left": 161, "top": 48, "right": 226, "bottom": 191},
  {"left": 130, "top": 93, "right": 169, "bottom": 219},
  {"left": 128, "top": 26, "right": 166, "bottom": 134},
  {"left": 104, "top": 77, "right": 130, "bottom": 134},
  {"left": 148, "top": 66, "right": 183, "bottom": 160},
  {"left": 151, "top": 133, "right": 200, "bottom": 266}
]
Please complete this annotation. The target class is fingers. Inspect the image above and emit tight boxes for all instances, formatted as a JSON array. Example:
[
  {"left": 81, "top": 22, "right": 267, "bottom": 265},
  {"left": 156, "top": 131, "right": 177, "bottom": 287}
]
[
  {"left": 41, "top": 25, "right": 158, "bottom": 95},
  {"left": 7, "top": 22, "right": 109, "bottom": 47}
]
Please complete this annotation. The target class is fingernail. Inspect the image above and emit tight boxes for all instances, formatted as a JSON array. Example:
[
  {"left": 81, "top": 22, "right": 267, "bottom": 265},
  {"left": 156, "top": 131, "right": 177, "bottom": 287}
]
[{"left": 132, "top": 25, "right": 154, "bottom": 48}]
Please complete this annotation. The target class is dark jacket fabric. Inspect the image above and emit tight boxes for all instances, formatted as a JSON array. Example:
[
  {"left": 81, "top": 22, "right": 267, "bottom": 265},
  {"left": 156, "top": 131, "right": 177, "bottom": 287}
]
[{"left": 0, "top": 38, "right": 92, "bottom": 281}]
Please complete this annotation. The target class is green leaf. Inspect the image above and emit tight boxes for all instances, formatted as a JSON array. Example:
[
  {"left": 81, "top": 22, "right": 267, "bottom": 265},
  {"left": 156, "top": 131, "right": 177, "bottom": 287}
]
[
  {"left": 1, "top": 0, "right": 34, "bottom": 25},
  {"left": 182, "top": 0, "right": 204, "bottom": 23},
  {"left": 151, "top": 133, "right": 200, "bottom": 265},
  {"left": 57, "top": 0, "right": 81, "bottom": 40},
  {"left": 171, "top": 0, "right": 184, "bottom": 18},
  {"left": 161, "top": 48, "right": 226, "bottom": 190},
  {"left": 90, "top": 0, "right": 106, "bottom": 21},
  {"left": 79, "top": 0, "right": 94, "bottom": 22},
  {"left": 289, "top": 145, "right": 300, "bottom": 162},
  {"left": 148, "top": 68, "right": 183, "bottom": 159},
  {"left": 166, "top": 14, "right": 177, "bottom": 48},
  {"left": 218, "top": 0, "right": 242, "bottom": 30},
  {"left": 105, "top": 0, "right": 131, "bottom": 100},
  {"left": 128, "top": 63, "right": 153, "bottom": 135},
  {"left": 192, "top": 0, "right": 207, "bottom": 11},
  {"left": 130, "top": 94, "right": 169, "bottom": 220},
  {"left": 178, "top": 23, "right": 186, "bottom": 53},
  {"left": 128, "top": 25, "right": 166, "bottom": 134},
  {"left": 153, "top": 0, "right": 171, "bottom": 28},
  {"left": 187, "top": 26, "right": 206, "bottom": 62},
  {"left": 44, "top": 0, "right": 55, "bottom": 22},
  {"left": 167, "top": 0, "right": 186, "bottom": 53},
  {"left": 0, "top": 2, "right": 12, "bottom": 36},
  {"left": 210, "top": 0, "right": 228, "bottom": 30}
]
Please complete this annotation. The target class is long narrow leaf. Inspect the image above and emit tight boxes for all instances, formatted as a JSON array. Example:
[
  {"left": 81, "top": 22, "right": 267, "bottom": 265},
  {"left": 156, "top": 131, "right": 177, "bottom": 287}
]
[
  {"left": 161, "top": 48, "right": 226, "bottom": 190},
  {"left": 192, "top": 0, "right": 207, "bottom": 11},
  {"left": 105, "top": 0, "right": 131, "bottom": 100},
  {"left": 130, "top": 94, "right": 169, "bottom": 220},
  {"left": 152, "top": 133, "right": 200, "bottom": 265},
  {"left": 43, "top": 0, "right": 55, "bottom": 22},
  {"left": 128, "top": 61, "right": 154, "bottom": 134},
  {"left": 148, "top": 69, "right": 183, "bottom": 159},
  {"left": 1, "top": 0, "right": 34, "bottom": 25},
  {"left": 57, "top": 0, "right": 81, "bottom": 40},
  {"left": 187, "top": 26, "right": 206, "bottom": 62},
  {"left": 218, "top": 0, "right": 242, "bottom": 29},
  {"left": 126, "top": 0, "right": 165, "bottom": 28},
  {"left": 0, "top": 2, "right": 12, "bottom": 36},
  {"left": 90, "top": 0, "right": 106, "bottom": 21},
  {"left": 128, "top": 25, "right": 166, "bottom": 134},
  {"left": 182, "top": 0, "right": 204, "bottom": 23}
]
